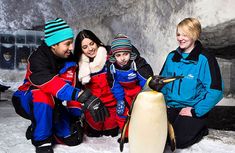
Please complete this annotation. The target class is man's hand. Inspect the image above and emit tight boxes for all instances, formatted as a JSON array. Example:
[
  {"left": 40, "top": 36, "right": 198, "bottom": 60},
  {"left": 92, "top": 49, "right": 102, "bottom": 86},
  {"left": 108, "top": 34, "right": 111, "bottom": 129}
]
[{"left": 77, "top": 89, "right": 109, "bottom": 122}]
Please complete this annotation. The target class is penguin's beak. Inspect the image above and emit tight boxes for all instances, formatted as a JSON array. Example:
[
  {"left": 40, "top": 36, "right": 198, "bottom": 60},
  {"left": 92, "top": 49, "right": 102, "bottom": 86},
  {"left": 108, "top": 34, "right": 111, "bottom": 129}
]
[
  {"left": 162, "top": 76, "right": 184, "bottom": 83},
  {"left": 148, "top": 75, "right": 184, "bottom": 91}
]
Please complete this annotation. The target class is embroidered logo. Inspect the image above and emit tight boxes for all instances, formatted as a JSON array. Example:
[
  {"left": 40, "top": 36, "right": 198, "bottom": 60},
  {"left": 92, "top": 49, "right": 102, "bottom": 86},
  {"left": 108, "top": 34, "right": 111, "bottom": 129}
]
[
  {"left": 128, "top": 73, "right": 136, "bottom": 80},
  {"left": 66, "top": 70, "right": 74, "bottom": 78},
  {"left": 187, "top": 74, "right": 194, "bottom": 79}
]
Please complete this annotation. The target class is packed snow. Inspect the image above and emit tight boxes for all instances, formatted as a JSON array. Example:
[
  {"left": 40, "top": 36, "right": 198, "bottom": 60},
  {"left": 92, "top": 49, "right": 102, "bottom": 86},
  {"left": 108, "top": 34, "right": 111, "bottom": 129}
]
[{"left": 0, "top": 76, "right": 235, "bottom": 153}]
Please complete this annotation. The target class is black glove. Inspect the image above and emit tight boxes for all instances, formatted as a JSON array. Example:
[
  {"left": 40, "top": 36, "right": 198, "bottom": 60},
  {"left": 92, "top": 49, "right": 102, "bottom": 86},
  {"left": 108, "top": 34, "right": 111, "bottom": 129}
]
[{"left": 77, "top": 89, "right": 110, "bottom": 122}]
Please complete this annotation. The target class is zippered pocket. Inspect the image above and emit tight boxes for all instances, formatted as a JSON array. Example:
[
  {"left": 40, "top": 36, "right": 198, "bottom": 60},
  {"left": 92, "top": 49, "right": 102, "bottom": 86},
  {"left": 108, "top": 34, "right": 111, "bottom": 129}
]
[
  {"left": 178, "top": 78, "right": 182, "bottom": 95},
  {"left": 171, "top": 72, "right": 176, "bottom": 93}
]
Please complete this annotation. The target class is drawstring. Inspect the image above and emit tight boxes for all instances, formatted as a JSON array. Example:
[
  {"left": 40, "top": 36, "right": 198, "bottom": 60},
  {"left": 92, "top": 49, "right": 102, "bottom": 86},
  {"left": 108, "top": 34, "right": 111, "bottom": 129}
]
[
  {"left": 110, "top": 63, "right": 116, "bottom": 74},
  {"left": 131, "top": 61, "right": 137, "bottom": 71},
  {"left": 171, "top": 72, "right": 175, "bottom": 93}
]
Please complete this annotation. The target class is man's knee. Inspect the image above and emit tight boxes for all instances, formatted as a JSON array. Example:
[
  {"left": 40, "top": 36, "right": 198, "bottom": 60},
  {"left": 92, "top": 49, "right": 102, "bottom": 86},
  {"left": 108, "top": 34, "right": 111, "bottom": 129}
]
[{"left": 12, "top": 95, "right": 31, "bottom": 119}]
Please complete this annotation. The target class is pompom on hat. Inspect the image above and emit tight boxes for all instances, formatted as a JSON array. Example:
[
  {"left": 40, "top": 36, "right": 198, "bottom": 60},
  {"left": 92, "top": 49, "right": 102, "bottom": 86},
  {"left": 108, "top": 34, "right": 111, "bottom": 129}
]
[
  {"left": 109, "top": 33, "right": 136, "bottom": 63},
  {"left": 44, "top": 18, "right": 74, "bottom": 46}
]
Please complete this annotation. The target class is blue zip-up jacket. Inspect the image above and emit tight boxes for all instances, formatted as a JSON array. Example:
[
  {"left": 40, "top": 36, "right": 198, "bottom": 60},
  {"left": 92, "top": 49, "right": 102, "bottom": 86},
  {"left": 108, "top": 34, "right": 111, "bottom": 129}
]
[
  {"left": 109, "top": 56, "right": 153, "bottom": 102},
  {"left": 160, "top": 41, "right": 223, "bottom": 117}
]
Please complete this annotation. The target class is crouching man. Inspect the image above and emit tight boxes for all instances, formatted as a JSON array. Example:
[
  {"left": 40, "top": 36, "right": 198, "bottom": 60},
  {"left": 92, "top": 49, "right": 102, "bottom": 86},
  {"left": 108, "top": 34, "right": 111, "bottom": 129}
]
[{"left": 12, "top": 18, "right": 109, "bottom": 153}]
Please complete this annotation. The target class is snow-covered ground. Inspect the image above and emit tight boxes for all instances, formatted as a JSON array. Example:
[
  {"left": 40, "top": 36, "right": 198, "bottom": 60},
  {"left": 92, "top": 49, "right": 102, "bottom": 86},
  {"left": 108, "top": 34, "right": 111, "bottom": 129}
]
[
  {"left": 1, "top": 69, "right": 235, "bottom": 153},
  {"left": 0, "top": 90, "right": 234, "bottom": 153}
]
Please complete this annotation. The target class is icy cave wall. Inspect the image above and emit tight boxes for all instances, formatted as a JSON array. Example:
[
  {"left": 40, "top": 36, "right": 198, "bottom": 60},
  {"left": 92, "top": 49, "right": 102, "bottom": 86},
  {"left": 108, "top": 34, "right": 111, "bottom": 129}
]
[
  {"left": 0, "top": 0, "right": 235, "bottom": 93},
  {"left": 1, "top": 0, "right": 235, "bottom": 71}
]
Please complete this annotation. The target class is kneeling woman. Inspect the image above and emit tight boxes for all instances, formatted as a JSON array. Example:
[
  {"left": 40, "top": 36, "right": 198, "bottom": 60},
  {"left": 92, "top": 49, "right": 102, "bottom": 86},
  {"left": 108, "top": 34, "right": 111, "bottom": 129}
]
[{"left": 74, "top": 30, "right": 119, "bottom": 137}]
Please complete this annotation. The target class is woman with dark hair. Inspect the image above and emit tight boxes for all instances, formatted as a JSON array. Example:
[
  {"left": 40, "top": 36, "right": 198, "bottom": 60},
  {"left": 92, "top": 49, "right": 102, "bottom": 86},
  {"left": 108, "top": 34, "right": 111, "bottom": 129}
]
[{"left": 74, "top": 29, "right": 119, "bottom": 137}]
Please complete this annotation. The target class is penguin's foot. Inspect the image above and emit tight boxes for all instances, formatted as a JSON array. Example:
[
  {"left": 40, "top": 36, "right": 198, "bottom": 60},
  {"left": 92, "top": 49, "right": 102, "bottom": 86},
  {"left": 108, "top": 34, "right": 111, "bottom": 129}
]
[{"left": 118, "top": 137, "right": 129, "bottom": 143}]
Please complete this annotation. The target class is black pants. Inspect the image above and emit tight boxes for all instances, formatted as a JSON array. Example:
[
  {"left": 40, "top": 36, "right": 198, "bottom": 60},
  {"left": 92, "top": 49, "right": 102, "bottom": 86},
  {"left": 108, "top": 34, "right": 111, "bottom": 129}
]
[{"left": 167, "top": 108, "right": 208, "bottom": 149}]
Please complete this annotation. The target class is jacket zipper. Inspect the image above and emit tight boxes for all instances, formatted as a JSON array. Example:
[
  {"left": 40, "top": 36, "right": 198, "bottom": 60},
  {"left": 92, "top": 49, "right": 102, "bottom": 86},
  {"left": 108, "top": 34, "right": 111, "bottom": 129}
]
[{"left": 171, "top": 72, "right": 175, "bottom": 93}]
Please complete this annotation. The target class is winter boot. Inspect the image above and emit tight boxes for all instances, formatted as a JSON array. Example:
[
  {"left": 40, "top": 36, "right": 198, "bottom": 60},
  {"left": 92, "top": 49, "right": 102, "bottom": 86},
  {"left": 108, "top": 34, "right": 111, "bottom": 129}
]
[
  {"left": 36, "top": 143, "right": 53, "bottom": 153},
  {"left": 26, "top": 125, "right": 32, "bottom": 140}
]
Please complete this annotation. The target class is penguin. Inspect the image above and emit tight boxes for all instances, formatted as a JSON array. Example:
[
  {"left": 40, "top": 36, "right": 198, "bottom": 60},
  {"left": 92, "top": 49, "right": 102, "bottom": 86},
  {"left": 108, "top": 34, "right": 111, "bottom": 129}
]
[{"left": 119, "top": 75, "right": 183, "bottom": 153}]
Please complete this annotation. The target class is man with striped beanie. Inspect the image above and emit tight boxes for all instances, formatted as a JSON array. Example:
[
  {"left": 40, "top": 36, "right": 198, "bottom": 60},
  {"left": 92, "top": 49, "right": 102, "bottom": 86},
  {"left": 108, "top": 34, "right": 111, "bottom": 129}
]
[
  {"left": 44, "top": 18, "right": 74, "bottom": 47},
  {"left": 12, "top": 18, "right": 109, "bottom": 153},
  {"left": 108, "top": 34, "right": 153, "bottom": 144}
]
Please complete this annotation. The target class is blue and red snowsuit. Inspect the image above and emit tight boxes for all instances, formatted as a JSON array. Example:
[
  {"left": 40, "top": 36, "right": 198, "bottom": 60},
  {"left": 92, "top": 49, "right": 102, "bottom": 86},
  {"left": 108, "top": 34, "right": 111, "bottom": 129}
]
[
  {"left": 78, "top": 46, "right": 119, "bottom": 137},
  {"left": 108, "top": 55, "right": 153, "bottom": 137},
  {"left": 12, "top": 43, "right": 83, "bottom": 147},
  {"left": 84, "top": 67, "right": 119, "bottom": 136}
]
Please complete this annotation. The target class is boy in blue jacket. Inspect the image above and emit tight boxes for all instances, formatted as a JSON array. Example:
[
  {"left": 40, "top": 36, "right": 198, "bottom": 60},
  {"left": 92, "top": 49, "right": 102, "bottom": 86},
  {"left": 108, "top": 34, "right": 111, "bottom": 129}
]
[
  {"left": 160, "top": 18, "right": 224, "bottom": 148},
  {"left": 108, "top": 34, "right": 153, "bottom": 142}
]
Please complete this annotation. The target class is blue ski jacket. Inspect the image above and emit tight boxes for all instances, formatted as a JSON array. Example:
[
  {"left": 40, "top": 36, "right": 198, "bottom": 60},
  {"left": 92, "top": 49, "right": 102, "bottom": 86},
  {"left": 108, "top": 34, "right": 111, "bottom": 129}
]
[
  {"left": 108, "top": 56, "right": 153, "bottom": 102},
  {"left": 160, "top": 41, "right": 223, "bottom": 117}
]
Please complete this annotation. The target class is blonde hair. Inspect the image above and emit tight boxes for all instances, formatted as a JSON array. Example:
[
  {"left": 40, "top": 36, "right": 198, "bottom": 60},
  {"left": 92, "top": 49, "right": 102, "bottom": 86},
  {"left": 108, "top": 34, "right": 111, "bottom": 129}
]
[{"left": 176, "top": 18, "right": 201, "bottom": 41}]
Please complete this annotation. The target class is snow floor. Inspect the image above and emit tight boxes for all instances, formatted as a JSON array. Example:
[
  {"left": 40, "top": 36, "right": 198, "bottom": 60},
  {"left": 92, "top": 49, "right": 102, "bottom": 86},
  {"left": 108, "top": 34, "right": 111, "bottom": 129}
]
[{"left": 0, "top": 97, "right": 235, "bottom": 153}]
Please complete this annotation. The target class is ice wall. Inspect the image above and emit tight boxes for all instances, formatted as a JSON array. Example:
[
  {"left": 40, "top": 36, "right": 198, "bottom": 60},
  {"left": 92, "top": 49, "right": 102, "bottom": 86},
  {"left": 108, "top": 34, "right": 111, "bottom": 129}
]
[{"left": 0, "top": 0, "right": 235, "bottom": 74}]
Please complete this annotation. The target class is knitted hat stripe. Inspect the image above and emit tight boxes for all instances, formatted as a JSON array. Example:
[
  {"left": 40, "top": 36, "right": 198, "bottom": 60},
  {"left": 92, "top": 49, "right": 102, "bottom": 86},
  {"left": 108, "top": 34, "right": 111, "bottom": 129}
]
[
  {"left": 112, "top": 37, "right": 129, "bottom": 41},
  {"left": 111, "top": 45, "right": 132, "bottom": 49},
  {"left": 45, "top": 22, "right": 67, "bottom": 31},
  {"left": 111, "top": 38, "right": 131, "bottom": 43},
  {"left": 111, "top": 48, "right": 132, "bottom": 53},
  {"left": 45, "top": 18, "right": 64, "bottom": 25},
  {"left": 112, "top": 44, "right": 132, "bottom": 48},
  {"left": 45, "top": 26, "right": 70, "bottom": 38},
  {"left": 45, "top": 20, "right": 66, "bottom": 28},
  {"left": 111, "top": 42, "right": 132, "bottom": 46}
]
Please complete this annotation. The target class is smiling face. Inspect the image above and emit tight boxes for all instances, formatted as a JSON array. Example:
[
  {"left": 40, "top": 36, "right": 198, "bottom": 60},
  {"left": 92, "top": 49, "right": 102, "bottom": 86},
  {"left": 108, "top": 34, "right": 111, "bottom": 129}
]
[
  {"left": 51, "top": 39, "right": 74, "bottom": 58},
  {"left": 176, "top": 18, "right": 201, "bottom": 53},
  {"left": 176, "top": 28, "right": 195, "bottom": 53},
  {"left": 81, "top": 38, "right": 98, "bottom": 58},
  {"left": 114, "top": 51, "right": 131, "bottom": 67}
]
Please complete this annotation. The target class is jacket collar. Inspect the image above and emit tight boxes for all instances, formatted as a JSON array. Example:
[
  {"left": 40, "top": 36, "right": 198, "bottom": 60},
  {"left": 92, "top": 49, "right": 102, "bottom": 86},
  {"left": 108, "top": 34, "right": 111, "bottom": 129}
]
[{"left": 172, "top": 40, "right": 203, "bottom": 62}]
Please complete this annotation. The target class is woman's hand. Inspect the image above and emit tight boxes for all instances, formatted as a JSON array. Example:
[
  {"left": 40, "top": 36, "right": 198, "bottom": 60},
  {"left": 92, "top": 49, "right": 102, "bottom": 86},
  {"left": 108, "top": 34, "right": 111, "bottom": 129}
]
[{"left": 179, "top": 107, "right": 193, "bottom": 117}]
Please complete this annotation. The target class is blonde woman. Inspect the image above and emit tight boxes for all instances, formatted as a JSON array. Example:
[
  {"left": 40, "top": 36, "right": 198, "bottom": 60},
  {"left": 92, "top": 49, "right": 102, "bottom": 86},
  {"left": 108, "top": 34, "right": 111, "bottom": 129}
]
[{"left": 159, "top": 18, "right": 223, "bottom": 148}]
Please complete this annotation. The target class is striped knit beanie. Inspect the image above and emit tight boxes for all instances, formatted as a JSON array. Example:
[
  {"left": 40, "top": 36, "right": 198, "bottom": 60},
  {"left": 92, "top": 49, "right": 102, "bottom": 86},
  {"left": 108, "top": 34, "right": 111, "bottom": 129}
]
[
  {"left": 44, "top": 18, "right": 74, "bottom": 46},
  {"left": 109, "top": 34, "right": 136, "bottom": 63},
  {"left": 111, "top": 34, "right": 132, "bottom": 55}
]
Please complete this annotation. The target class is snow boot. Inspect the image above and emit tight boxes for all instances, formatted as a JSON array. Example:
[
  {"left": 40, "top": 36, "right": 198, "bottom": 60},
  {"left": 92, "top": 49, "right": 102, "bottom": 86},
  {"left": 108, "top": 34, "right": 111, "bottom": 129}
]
[
  {"left": 26, "top": 125, "right": 32, "bottom": 140},
  {"left": 36, "top": 144, "right": 53, "bottom": 153}
]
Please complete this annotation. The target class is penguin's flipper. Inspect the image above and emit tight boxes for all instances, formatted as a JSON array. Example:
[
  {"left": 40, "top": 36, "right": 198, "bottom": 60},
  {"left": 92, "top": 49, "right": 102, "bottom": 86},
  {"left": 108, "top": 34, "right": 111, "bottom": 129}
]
[
  {"left": 168, "top": 121, "right": 176, "bottom": 152},
  {"left": 119, "top": 113, "right": 131, "bottom": 152}
]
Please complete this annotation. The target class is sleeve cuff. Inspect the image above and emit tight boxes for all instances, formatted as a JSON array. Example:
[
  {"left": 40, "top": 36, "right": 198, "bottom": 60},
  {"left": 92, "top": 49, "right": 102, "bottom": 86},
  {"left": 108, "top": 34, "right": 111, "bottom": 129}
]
[
  {"left": 191, "top": 108, "right": 197, "bottom": 118},
  {"left": 72, "top": 88, "right": 81, "bottom": 101}
]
